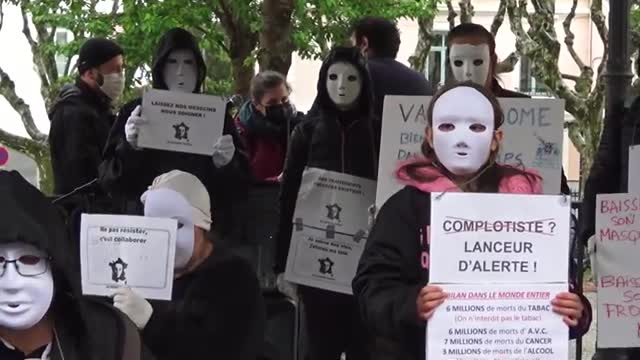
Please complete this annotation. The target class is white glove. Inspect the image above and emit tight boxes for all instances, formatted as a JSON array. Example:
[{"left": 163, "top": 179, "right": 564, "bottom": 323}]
[
  {"left": 212, "top": 134, "right": 236, "bottom": 168},
  {"left": 276, "top": 273, "right": 298, "bottom": 301},
  {"left": 124, "top": 105, "right": 148, "bottom": 149},
  {"left": 112, "top": 287, "right": 153, "bottom": 330}
]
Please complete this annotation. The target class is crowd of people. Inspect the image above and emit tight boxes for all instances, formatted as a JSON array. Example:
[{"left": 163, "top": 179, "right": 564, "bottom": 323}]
[{"left": 0, "top": 15, "right": 600, "bottom": 360}]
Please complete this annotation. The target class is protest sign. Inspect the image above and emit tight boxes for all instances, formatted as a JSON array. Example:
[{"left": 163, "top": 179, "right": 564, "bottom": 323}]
[
  {"left": 80, "top": 214, "right": 177, "bottom": 300},
  {"left": 595, "top": 193, "right": 640, "bottom": 348},
  {"left": 426, "top": 283, "right": 568, "bottom": 360},
  {"left": 284, "top": 167, "right": 376, "bottom": 294},
  {"left": 629, "top": 146, "right": 640, "bottom": 193},
  {"left": 139, "top": 89, "right": 226, "bottom": 155},
  {"left": 429, "top": 192, "right": 570, "bottom": 284},
  {"left": 376, "top": 96, "right": 565, "bottom": 208}
]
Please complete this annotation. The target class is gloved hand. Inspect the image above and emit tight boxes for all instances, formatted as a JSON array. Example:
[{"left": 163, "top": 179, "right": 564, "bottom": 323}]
[
  {"left": 124, "top": 105, "right": 148, "bottom": 149},
  {"left": 276, "top": 273, "right": 298, "bottom": 301},
  {"left": 112, "top": 287, "right": 153, "bottom": 330},
  {"left": 212, "top": 134, "right": 236, "bottom": 168}
]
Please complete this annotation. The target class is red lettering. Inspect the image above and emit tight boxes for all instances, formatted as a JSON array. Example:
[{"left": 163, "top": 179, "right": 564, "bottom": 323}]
[{"left": 601, "top": 275, "right": 615, "bottom": 288}]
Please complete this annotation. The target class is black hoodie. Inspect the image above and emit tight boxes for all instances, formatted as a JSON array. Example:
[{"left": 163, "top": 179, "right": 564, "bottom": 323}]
[
  {"left": 274, "top": 46, "right": 380, "bottom": 273},
  {"left": 0, "top": 170, "right": 151, "bottom": 360},
  {"left": 99, "top": 28, "right": 249, "bottom": 237}
]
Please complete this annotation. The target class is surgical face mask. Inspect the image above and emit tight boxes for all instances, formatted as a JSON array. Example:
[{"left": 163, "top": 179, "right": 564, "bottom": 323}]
[
  {"left": 99, "top": 72, "right": 125, "bottom": 101},
  {"left": 0, "top": 242, "right": 54, "bottom": 330},
  {"left": 326, "top": 62, "right": 362, "bottom": 110},
  {"left": 432, "top": 86, "right": 495, "bottom": 176},
  {"left": 449, "top": 44, "right": 491, "bottom": 86},
  {"left": 163, "top": 49, "right": 198, "bottom": 93},
  {"left": 143, "top": 188, "right": 195, "bottom": 271}
]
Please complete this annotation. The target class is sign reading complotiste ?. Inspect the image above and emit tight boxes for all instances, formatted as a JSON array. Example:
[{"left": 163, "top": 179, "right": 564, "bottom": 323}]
[
  {"left": 429, "top": 193, "right": 570, "bottom": 284},
  {"left": 376, "top": 96, "right": 565, "bottom": 208}
]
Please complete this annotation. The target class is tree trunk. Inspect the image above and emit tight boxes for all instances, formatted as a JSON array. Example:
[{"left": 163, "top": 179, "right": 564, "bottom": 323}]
[
  {"left": 409, "top": 16, "right": 435, "bottom": 74},
  {"left": 259, "top": 0, "right": 295, "bottom": 75}
]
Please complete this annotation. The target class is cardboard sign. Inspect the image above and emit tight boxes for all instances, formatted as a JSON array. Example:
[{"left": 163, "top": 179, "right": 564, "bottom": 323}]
[
  {"left": 139, "top": 89, "right": 226, "bottom": 155},
  {"left": 80, "top": 214, "right": 177, "bottom": 300}
]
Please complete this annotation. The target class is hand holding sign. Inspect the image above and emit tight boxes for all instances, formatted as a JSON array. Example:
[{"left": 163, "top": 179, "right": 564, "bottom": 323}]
[
  {"left": 417, "top": 285, "right": 446, "bottom": 320},
  {"left": 551, "top": 292, "right": 584, "bottom": 327},
  {"left": 125, "top": 105, "right": 149, "bottom": 149},
  {"left": 113, "top": 287, "right": 153, "bottom": 329},
  {"left": 212, "top": 134, "right": 235, "bottom": 168}
]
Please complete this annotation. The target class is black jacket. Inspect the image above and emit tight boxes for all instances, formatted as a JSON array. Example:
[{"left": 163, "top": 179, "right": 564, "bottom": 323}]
[
  {"left": 142, "top": 248, "right": 266, "bottom": 360},
  {"left": 274, "top": 47, "right": 380, "bottom": 273},
  {"left": 48, "top": 79, "right": 114, "bottom": 195},
  {"left": 493, "top": 80, "right": 572, "bottom": 195},
  {"left": 98, "top": 28, "right": 249, "bottom": 237},
  {"left": 0, "top": 170, "right": 151, "bottom": 360},
  {"left": 308, "top": 55, "right": 433, "bottom": 120},
  {"left": 353, "top": 185, "right": 592, "bottom": 360}
]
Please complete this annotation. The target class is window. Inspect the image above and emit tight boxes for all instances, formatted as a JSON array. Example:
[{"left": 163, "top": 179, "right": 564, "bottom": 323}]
[
  {"left": 425, "top": 32, "right": 447, "bottom": 89},
  {"left": 55, "top": 31, "right": 69, "bottom": 75},
  {"left": 519, "top": 56, "right": 547, "bottom": 95}
]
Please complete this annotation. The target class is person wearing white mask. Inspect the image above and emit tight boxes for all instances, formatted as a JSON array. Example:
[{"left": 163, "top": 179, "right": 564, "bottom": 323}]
[
  {"left": 352, "top": 82, "right": 592, "bottom": 360},
  {"left": 111, "top": 170, "right": 265, "bottom": 360},
  {"left": 48, "top": 37, "right": 124, "bottom": 196},
  {"left": 0, "top": 170, "right": 150, "bottom": 360},
  {"left": 275, "top": 47, "right": 378, "bottom": 360},
  {"left": 100, "top": 28, "right": 249, "bottom": 239}
]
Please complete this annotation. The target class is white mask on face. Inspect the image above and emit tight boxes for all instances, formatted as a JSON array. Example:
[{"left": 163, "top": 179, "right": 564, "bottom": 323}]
[
  {"left": 326, "top": 62, "right": 362, "bottom": 110},
  {"left": 100, "top": 72, "right": 125, "bottom": 101},
  {"left": 163, "top": 49, "right": 198, "bottom": 93},
  {"left": 432, "top": 86, "right": 495, "bottom": 176},
  {"left": 449, "top": 44, "right": 491, "bottom": 86},
  {"left": 0, "top": 242, "right": 53, "bottom": 330},
  {"left": 143, "top": 189, "right": 195, "bottom": 271}
]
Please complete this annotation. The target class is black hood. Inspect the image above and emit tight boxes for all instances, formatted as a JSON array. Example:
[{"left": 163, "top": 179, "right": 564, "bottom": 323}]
[
  {"left": 0, "top": 171, "right": 77, "bottom": 296},
  {"left": 151, "top": 27, "right": 207, "bottom": 93},
  {"left": 316, "top": 46, "right": 374, "bottom": 118}
]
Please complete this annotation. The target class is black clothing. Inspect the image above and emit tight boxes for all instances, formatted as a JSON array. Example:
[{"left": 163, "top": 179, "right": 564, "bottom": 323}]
[
  {"left": 492, "top": 80, "right": 572, "bottom": 195},
  {"left": 142, "top": 248, "right": 265, "bottom": 360},
  {"left": 98, "top": 28, "right": 249, "bottom": 237},
  {"left": 308, "top": 55, "right": 433, "bottom": 119},
  {"left": 0, "top": 170, "right": 151, "bottom": 360},
  {"left": 151, "top": 28, "right": 207, "bottom": 92},
  {"left": 275, "top": 47, "right": 379, "bottom": 273},
  {"left": 48, "top": 79, "right": 114, "bottom": 195},
  {"left": 77, "top": 38, "right": 123, "bottom": 73}
]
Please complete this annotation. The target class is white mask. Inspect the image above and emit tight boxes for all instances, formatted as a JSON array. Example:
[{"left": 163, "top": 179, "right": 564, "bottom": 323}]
[
  {"left": 449, "top": 44, "right": 491, "bottom": 86},
  {"left": 143, "top": 189, "right": 195, "bottom": 271},
  {"left": 163, "top": 49, "right": 198, "bottom": 93},
  {"left": 432, "top": 86, "right": 495, "bottom": 176},
  {"left": 326, "top": 62, "right": 362, "bottom": 110},
  {"left": 0, "top": 242, "right": 53, "bottom": 330},
  {"left": 100, "top": 72, "right": 125, "bottom": 101}
]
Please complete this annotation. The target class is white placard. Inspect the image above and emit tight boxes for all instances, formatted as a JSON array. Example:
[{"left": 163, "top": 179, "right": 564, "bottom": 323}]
[
  {"left": 80, "top": 214, "right": 177, "bottom": 300},
  {"left": 427, "top": 283, "right": 568, "bottom": 360},
  {"left": 629, "top": 146, "right": 640, "bottom": 193},
  {"left": 138, "top": 89, "right": 226, "bottom": 155},
  {"left": 429, "top": 193, "right": 570, "bottom": 284},
  {"left": 284, "top": 167, "right": 376, "bottom": 294},
  {"left": 595, "top": 193, "right": 640, "bottom": 348},
  {"left": 376, "top": 96, "right": 565, "bottom": 208}
]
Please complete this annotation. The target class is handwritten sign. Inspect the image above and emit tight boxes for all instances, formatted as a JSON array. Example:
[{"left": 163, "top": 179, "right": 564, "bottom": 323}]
[
  {"left": 376, "top": 96, "right": 565, "bottom": 208},
  {"left": 429, "top": 193, "right": 570, "bottom": 284},
  {"left": 139, "top": 89, "right": 226, "bottom": 155},
  {"left": 427, "top": 283, "right": 568, "bottom": 360},
  {"left": 596, "top": 193, "right": 640, "bottom": 348},
  {"left": 80, "top": 214, "right": 177, "bottom": 300},
  {"left": 284, "top": 167, "right": 376, "bottom": 294}
]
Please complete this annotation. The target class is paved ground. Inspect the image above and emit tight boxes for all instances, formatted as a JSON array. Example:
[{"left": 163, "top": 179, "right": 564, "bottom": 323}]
[{"left": 570, "top": 292, "right": 597, "bottom": 360}]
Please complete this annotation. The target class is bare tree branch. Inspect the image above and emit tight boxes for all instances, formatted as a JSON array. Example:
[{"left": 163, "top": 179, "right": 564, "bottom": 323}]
[
  {"left": 0, "top": 128, "right": 36, "bottom": 155},
  {"left": 491, "top": 0, "right": 508, "bottom": 36},
  {"left": 0, "top": 2, "right": 4, "bottom": 32},
  {"left": 561, "top": 73, "right": 581, "bottom": 82},
  {"left": 496, "top": 52, "right": 519, "bottom": 73},
  {"left": 446, "top": 0, "right": 457, "bottom": 29},
  {"left": 459, "top": 0, "right": 474, "bottom": 23},
  {"left": 409, "top": 15, "right": 436, "bottom": 73},
  {"left": 562, "top": 0, "right": 586, "bottom": 69},
  {"left": 111, "top": 0, "right": 120, "bottom": 15},
  {"left": 0, "top": 66, "right": 46, "bottom": 143}
]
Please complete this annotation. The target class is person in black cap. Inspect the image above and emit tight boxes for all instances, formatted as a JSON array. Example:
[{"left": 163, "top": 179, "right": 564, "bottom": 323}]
[
  {"left": 48, "top": 37, "right": 124, "bottom": 196},
  {"left": 99, "top": 28, "right": 249, "bottom": 239}
]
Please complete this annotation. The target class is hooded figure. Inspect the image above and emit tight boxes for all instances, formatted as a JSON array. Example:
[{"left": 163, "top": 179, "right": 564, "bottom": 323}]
[
  {"left": 274, "top": 46, "right": 379, "bottom": 360},
  {"left": 99, "top": 28, "right": 249, "bottom": 238},
  {"left": 0, "top": 170, "right": 151, "bottom": 360}
]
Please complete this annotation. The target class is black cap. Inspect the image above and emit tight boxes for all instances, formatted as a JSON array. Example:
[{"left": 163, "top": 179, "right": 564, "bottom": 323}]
[{"left": 77, "top": 38, "right": 124, "bottom": 74}]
